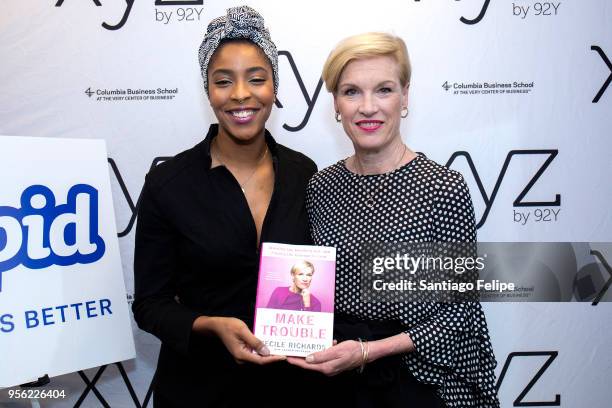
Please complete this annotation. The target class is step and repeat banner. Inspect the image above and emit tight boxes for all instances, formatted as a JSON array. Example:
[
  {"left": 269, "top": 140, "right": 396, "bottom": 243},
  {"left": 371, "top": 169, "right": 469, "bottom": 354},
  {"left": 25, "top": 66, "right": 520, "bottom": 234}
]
[{"left": 1, "top": 0, "right": 611, "bottom": 406}]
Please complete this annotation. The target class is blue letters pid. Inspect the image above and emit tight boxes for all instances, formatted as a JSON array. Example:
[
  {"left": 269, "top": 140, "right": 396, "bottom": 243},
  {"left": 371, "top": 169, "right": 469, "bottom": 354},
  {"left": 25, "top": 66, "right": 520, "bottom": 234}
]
[{"left": 0, "top": 184, "right": 106, "bottom": 291}]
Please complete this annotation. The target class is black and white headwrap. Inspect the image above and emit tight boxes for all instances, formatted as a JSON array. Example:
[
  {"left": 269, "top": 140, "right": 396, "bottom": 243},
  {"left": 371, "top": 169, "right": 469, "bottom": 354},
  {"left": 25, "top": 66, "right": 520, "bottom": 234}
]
[{"left": 198, "top": 5, "right": 279, "bottom": 96}]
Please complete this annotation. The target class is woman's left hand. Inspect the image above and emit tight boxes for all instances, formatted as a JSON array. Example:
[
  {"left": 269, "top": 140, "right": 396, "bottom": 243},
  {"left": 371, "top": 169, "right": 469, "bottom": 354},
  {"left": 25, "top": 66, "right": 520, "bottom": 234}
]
[
  {"left": 286, "top": 340, "right": 362, "bottom": 376},
  {"left": 300, "top": 288, "right": 311, "bottom": 308}
]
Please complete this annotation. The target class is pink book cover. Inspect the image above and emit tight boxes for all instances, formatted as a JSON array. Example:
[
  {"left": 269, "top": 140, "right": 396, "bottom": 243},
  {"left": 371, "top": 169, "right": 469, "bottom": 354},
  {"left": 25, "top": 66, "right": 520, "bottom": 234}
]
[{"left": 254, "top": 242, "right": 336, "bottom": 357}]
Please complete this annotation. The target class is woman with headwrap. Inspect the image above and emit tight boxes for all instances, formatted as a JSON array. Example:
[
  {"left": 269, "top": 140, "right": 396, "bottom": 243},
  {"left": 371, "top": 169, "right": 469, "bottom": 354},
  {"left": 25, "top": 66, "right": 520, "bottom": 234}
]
[{"left": 132, "top": 6, "right": 317, "bottom": 407}]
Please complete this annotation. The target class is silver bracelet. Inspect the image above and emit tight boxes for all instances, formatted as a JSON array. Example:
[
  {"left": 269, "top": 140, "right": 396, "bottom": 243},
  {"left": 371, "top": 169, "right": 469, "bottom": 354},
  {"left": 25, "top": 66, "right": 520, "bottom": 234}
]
[{"left": 357, "top": 338, "right": 369, "bottom": 374}]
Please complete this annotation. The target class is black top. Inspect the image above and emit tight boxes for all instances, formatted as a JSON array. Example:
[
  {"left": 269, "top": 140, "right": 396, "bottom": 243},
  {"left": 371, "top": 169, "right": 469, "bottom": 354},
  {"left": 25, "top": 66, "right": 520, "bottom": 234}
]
[
  {"left": 133, "top": 124, "right": 317, "bottom": 407},
  {"left": 306, "top": 155, "right": 500, "bottom": 408}
]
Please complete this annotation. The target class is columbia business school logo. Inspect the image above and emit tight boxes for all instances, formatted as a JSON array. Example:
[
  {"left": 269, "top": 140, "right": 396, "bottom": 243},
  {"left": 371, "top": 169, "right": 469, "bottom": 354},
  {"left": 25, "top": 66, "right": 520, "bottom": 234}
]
[
  {"left": 84, "top": 86, "right": 179, "bottom": 102},
  {"left": 0, "top": 184, "right": 105, "bottom": 291},
  {"left": 441, "top": 80, "right": 535, "bottom": 95}
]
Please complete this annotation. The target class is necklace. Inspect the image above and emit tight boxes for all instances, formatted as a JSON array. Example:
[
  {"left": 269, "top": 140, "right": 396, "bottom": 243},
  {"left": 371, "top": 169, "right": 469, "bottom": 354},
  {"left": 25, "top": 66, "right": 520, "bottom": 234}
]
[
  {"left": 213, "top": 139, "right": 268, "bottom": 193},
  {"left": 354, "top": 144, "right": 407, "bottom": 209}
]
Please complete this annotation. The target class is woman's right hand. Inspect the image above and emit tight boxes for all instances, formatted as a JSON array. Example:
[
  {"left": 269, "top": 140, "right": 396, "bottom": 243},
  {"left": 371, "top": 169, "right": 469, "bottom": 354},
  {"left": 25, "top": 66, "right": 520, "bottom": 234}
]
[{"left": 192, "top": 316, "right": 286, "bottom": 365}]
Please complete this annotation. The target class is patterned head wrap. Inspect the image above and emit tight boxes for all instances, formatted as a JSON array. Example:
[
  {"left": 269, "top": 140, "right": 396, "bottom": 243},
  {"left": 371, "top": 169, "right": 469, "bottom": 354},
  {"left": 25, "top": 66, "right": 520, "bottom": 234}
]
[{"left": 198, "top": 5, "right": 279, "bottom": 96}]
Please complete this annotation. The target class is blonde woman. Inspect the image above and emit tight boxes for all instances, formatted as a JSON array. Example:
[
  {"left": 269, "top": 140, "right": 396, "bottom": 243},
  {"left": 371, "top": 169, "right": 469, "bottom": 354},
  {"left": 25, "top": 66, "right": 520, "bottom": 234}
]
[{"left": 289, "top": 33, "right": 499, "bottom": 408}]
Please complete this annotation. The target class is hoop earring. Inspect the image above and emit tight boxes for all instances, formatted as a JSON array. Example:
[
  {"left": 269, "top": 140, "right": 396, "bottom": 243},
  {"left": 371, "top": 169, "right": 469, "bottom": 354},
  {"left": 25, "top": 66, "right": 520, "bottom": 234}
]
[
  {"left": 401, "top": 107, "right": 409, "bottom": 118},
  {"left": 335, "top": 112, "right": 341, "bottom": 123}
]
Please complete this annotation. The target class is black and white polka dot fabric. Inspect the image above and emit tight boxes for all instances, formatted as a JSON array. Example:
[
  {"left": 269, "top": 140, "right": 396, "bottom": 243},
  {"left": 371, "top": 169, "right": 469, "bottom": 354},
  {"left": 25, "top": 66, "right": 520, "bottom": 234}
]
[{"left": 306, "top": 153, "right": 500, "bottom": 408}]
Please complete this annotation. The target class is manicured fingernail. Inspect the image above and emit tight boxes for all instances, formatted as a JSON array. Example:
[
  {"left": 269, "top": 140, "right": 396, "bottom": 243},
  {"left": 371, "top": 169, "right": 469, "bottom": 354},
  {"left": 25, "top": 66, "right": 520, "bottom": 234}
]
[
  {"left": 259, "top": 346, "right": 270, "bottom": 356},
  {"left": 305, "top": 355, "right": 314, "bottom": 363}
]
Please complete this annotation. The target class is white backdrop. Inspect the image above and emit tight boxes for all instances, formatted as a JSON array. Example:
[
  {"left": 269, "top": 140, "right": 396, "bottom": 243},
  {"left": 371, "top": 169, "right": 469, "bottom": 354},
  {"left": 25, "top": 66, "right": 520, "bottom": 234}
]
[{"left": 1, "top": 0, "right": 611, "bottom": 406}]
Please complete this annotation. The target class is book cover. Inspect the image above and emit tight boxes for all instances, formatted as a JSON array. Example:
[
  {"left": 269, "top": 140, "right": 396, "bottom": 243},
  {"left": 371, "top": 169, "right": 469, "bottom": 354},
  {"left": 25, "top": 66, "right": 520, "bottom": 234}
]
[{"left": 254, "top": 242, "right": 336, "bottom": 357}]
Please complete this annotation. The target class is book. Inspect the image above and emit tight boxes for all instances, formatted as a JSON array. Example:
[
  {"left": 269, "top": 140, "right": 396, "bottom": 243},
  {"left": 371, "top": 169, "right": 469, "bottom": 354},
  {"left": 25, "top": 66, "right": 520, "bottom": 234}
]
[{"left": 253, "top": 242, "right": 336, "bottom": 357}]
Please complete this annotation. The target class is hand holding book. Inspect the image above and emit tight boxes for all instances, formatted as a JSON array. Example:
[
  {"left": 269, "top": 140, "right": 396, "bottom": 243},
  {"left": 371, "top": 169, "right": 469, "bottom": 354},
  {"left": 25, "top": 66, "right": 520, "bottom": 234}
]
[
  {"left": 192, "top": 316, "right": 287, "bottom": 365},
  {"left": 287, "top": 333, "right": 415, "bottom": 376},
  {"left": 287, "top": 339, "right": 363, "bottom": 375}
]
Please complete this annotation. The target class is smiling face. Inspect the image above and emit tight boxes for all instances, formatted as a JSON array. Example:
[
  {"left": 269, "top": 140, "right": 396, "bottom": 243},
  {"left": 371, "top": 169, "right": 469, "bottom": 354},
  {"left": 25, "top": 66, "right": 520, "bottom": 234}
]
[
  {"left": 334, "top": 55, "right": 408, "bottom": 153},
  {"left": 207, "top": 40, "right": 275, "bottom": 143},
  {"left": 291, "top": 264, "right": 314, "bottom": 291}
]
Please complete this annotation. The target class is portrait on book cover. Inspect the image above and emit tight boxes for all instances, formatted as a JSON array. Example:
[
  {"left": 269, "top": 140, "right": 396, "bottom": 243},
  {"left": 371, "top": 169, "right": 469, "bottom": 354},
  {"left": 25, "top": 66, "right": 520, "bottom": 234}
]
[
  {"left": 257, "top": 257, "right": 335, "bottom": 313},
  {"left": 266, "top": 260, "right": 322, "bottom": 311}
]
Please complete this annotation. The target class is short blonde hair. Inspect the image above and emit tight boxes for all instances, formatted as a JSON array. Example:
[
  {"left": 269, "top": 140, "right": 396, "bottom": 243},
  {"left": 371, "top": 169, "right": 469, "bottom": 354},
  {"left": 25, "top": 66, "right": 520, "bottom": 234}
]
[
  {"left": 322, "top": 32, "right": 411, "bottom": 93},
  {"left": 290, "top": 260, "right": 314, "bottom": 275}
]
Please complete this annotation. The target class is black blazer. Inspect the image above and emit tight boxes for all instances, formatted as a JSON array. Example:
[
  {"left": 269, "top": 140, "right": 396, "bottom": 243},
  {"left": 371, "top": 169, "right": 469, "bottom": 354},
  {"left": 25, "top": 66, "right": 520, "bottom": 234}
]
[{"left": 133, "top": 125, "right": 318, "bottom": 407}]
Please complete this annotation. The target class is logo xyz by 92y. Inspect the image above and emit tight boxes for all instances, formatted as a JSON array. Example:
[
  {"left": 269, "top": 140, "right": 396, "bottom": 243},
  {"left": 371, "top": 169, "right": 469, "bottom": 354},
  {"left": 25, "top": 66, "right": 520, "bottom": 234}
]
[{"left": 0, "top": 185, "right": 105, "bottom": 291}]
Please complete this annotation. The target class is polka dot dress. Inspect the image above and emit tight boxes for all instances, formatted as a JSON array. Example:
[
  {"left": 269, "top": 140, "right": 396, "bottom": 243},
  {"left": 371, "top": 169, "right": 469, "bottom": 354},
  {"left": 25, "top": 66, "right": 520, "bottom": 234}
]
[{"left": 306, "top": 154, "right": 500, "bottom": 408}]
